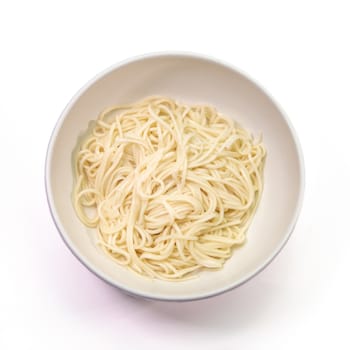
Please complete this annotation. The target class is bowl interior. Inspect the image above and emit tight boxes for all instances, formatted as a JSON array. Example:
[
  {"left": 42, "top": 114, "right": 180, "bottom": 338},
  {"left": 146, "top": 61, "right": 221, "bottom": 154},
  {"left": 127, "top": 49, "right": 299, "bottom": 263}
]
[{"left": 46, "top": 54, "right": 303, "bottom": 300}]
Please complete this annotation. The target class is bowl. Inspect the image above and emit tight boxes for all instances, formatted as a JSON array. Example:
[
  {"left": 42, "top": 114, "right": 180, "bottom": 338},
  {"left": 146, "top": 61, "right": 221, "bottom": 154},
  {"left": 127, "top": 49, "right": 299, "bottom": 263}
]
[{"left": 45, "top": 52, "right": 304, "bottom": 301}]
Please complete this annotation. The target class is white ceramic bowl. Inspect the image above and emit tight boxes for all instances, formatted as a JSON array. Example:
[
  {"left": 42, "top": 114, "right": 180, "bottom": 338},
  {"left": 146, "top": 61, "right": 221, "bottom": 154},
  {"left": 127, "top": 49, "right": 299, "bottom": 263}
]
[{"left": 45, "top": 52, "right": 304, "bottom": 301}]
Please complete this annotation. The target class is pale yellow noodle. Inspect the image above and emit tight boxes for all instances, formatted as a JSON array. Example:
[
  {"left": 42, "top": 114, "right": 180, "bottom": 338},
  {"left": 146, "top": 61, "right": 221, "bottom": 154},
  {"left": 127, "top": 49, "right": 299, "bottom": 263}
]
[{"left": 73, "top": 96, "right": 266, "bottom": 281}]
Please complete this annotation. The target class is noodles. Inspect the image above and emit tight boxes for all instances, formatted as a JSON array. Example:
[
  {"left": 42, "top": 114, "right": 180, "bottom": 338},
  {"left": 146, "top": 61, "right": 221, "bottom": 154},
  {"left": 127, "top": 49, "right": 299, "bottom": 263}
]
[{"left": 73, "top": 96, "right": 266, "bottom": 281}]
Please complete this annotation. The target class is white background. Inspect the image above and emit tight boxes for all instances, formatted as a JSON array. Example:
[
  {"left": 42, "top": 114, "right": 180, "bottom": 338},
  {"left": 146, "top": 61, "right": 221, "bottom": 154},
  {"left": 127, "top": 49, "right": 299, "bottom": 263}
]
[{"left": 1, "top": 1, "right": 349, "bottom": 349}]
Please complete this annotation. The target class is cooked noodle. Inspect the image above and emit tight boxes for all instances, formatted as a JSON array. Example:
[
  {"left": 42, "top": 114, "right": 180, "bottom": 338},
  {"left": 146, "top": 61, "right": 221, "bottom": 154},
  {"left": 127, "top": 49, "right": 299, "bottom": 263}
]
[{"left": 73, "top": 96, "right": 266, "bottom": 281}]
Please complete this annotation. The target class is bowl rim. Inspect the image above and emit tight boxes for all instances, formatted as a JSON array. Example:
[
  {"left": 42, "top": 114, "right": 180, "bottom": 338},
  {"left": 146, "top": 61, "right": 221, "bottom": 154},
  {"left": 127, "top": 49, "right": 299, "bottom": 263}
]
[{"left": 45, "top": 51, "right": 305, "bottom": 302}]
